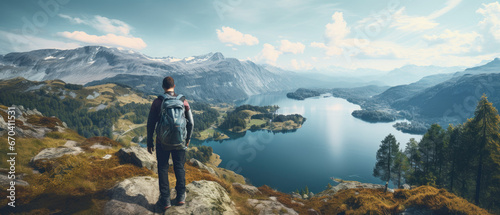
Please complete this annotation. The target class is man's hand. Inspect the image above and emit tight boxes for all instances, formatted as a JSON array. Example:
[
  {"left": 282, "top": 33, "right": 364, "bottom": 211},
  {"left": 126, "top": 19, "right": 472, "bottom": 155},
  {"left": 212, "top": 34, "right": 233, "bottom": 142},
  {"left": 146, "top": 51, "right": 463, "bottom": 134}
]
[
  {"left": 147, "top": 146, "right": 154, "bottom": 154},
  {"left": 186, "top": 140, "right": 190, "bottom": 147}
]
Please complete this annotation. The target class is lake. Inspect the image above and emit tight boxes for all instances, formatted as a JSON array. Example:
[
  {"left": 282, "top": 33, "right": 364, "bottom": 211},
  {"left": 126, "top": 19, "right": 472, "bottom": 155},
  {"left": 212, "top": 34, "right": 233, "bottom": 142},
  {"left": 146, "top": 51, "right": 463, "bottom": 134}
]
[{"left": 198, "top": 92, "right": 422, "bottom": 193}]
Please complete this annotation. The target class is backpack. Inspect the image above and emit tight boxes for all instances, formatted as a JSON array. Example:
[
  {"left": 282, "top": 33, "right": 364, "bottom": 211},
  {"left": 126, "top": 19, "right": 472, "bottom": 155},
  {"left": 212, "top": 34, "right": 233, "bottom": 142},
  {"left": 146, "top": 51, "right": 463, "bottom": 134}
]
[{"left": 156, "top": 93, "right": 188, "bottom": 149}]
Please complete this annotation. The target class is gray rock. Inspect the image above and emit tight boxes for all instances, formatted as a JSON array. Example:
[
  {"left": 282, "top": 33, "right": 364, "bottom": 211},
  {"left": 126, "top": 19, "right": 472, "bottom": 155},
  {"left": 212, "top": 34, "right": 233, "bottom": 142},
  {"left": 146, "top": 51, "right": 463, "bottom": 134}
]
[
  {"left": 104, "top": 177, "right": 238, "bottom": 215},
  {"left": 91, "top": 143, "right": 112, "bottom": 150},
  {"left": 290, "top": 200, "right": 304, "bottom": 206},
  {"left": 189, "top": 158, "right": 217, "bottom": 176},
  {"left": 166, "top": 180, "right": 238, "bottom": 215},
  {"left": 117, "top": 146, "right": 157, "bottom": 173},
  {"left": 31, "top": 146, "right": 83, "bottom": 163},
  {"left": 63, "top": 140, "right": 79, "bottom": 147},
  {"left": 307, "top": 208, "right": 320, "bottom": 215},
  {"left": 308, "top": 192, "right": 314, "bottom": 198},
  {"left": 291, "top": 192, "right": 302, "bottom": 199},
  {"left": 248, "top": 196, "right": 298, "bottom": 215},
  {"left": 104, "top": 176, "right": 160, "bottom": 215},
  {"left": 0, "top": 174, "right": 29, "bottom": 187},
  {"left": 302, "top": 194, "right": 309, "bottom": 199},
  {"left": 403, "top": 184, "right": 411, "bottom": 190},
  {"left": 232, "top": 183, "right": 261, "bottom": 196}
]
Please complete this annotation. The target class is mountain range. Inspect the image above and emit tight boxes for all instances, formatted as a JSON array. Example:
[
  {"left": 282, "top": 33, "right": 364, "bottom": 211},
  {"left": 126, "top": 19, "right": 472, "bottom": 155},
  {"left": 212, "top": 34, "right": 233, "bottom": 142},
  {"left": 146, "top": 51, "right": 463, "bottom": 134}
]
[
  {"left": 340, "top": 58, "right": 500, "bottom": 130},
  {"left": 0, "top": 46, "right": 298, "bottom": 102},
  {"left": 0, "top": 46, "right": 471, "bottom": 103}
]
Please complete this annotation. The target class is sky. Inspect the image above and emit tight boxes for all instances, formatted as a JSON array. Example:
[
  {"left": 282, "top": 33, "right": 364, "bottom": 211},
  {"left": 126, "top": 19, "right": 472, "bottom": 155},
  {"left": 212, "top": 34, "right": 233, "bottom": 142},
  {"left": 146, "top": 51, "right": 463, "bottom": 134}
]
[{"left": 1, "top": 0, "right": 500, "bottom": 71}]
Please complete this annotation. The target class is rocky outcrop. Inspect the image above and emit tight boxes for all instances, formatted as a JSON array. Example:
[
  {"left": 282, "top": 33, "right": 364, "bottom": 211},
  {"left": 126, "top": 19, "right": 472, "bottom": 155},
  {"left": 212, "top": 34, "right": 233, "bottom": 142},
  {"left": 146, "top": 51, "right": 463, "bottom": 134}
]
[
  {"left": 104, "top": 176, "right": 160, "bottom": 215},
  {"left": 189, "top": 158, "right": 217, "bottom": 176},
  {"left": 0, "top": 105, "right": 65, "bottom": 138},
  {"left": 166, "top": 180, "right": 238, "bottom": 215},
  {"left": 0, "top": 173, "right": 29, "bottom": 187},
  {"left": 104, "top": 177, "right": 238, "bottom": 215},
  {"left": 316, "top": 180, "right": 395, "bottom": 198},
  {"left": 232, "top": 183, "right": 261, "bottom": 196},
  {"left": 117, "top": 146, "right": 158, "bottom": 173},
  {"left": 247, "top": 196, "right": 298, "bottom": 215},
  {"left": 30, "top": 140, "right": 84, "bottom": 164}
]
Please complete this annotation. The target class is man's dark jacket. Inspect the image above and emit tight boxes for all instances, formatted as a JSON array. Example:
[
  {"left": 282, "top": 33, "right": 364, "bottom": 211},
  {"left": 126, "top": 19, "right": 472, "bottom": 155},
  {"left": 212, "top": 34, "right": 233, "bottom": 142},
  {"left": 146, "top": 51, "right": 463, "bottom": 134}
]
[{"left": 147, "top": 91, "right": 194, "bottom": 150}]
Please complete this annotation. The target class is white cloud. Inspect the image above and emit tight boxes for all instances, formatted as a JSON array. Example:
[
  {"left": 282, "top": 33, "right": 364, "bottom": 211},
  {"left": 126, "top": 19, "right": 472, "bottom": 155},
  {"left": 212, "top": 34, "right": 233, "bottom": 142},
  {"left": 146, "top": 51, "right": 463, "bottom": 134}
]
[
  {"left": 310, "top": 12, "right": 350, "bottom": 56},
  {"left": 325, "top": 12, "right": 350, "bottom": 43},
  {"left": 428, "top": 0, "right": 462, "bottom": 19},
  {"left": 216, "top": 26, "right": 259, "bottom": 46},
  {"left": 279, "top": 40, "right": 305, "bottom": 54},
  {"left": 57, "top": 31, "right": 147, "bottom": 50},
  {"left": 0, "top": 30, "right": 80, "bottom": 53},
  {"left": 390, "top": 0, "right": 461, "bottom": 32},
  {"left": 391, "top": 7, "right": 439, "bottom": 31},
  {"left": 255, "top": 43, "right": 282, "bottom": 65},
  {"left": 477, "top": 2, "right": 500, "bottom": 41},
  {"left": 291, "top": 59, "right": 313, "bottom": 70},
  {"left": 59, "top": 14, "right": 132, "bottom": 35},
  {"left": 58, "top": 14, "right": 146, "bottom": 49},
  {"left": 423, "top": 29, "right": 482, "bottom": 54}
]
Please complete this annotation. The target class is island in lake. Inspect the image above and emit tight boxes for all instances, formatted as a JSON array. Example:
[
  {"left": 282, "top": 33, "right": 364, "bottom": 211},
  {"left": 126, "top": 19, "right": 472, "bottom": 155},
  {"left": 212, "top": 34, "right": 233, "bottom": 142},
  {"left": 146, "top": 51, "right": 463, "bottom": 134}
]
[{"left": 192, "top": 103, "right": 306, "bottom": 140}]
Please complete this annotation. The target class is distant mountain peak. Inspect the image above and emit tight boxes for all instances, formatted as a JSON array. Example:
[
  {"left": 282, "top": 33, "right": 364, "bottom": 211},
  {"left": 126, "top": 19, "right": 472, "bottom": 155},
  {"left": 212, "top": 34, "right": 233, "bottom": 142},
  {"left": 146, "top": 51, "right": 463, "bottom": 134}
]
[
  {"left": 209, "top": 52, "right": 224, "bottom": 61},
  {"left": 465, "top": 57, "right": 500, "bottom": 71}
]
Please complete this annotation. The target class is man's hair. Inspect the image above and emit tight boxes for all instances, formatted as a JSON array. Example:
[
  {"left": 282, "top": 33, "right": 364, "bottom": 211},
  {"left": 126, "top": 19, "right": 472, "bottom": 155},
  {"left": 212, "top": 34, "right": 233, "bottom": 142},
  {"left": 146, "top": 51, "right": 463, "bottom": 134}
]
[{"left": 162, "top": 76, "right": 175, "bottom": 89}]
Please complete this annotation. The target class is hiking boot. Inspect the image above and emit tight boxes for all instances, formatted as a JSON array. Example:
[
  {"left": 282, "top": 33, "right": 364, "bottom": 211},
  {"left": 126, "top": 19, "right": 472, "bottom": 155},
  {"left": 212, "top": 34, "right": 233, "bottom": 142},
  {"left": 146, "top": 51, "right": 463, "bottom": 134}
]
[
  {"left": 175, "top": 192, "right": 186, "bottom": 206},
  {"left": 156, "top": 198, "right": 171, "bottom": 211}
]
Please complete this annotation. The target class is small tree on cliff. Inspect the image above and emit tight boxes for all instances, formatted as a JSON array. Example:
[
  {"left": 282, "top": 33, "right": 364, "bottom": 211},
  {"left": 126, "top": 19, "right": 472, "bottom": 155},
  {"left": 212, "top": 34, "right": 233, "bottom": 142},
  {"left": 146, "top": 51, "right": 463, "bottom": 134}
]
[{"left": 373, "top": 134, "right": 400, "bottom": 191}]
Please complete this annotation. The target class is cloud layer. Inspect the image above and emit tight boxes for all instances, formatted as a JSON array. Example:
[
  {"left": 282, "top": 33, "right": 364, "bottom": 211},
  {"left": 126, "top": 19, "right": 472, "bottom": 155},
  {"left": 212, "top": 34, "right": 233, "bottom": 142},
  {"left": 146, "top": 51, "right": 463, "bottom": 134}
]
[
  {"left": 216, "top": 26, "right": 259, "bottom": 46},
  {"left": 58, "top": 14, "right": 146, "bottom": 50}
]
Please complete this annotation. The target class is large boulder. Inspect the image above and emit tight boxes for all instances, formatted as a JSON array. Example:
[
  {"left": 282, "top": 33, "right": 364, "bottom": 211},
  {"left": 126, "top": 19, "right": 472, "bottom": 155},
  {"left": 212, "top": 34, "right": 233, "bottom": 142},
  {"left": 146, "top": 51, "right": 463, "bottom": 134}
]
[
  {"left": 104, "top": 176, "right": 160, "bottom": 215},
  {"left": 104, "top": 177, "right": 238, "bottom": 215},
  {"left": 247, "top": 196, "right": 298, "bottom": 215},
  {"left": 30, "top": 145, "right": 83, "bottom": 164},
  {"left": 232, "top": 183, "right": 261, "bottom": 196},
  {"left": 117, "top": 146, "right": 157, "bottom": 173},
  {"left": 189, "top": 158, "right": 217, "bottom": 176},
  {"left": 166, "top": 180, "right": 238, "bottom": 215}
]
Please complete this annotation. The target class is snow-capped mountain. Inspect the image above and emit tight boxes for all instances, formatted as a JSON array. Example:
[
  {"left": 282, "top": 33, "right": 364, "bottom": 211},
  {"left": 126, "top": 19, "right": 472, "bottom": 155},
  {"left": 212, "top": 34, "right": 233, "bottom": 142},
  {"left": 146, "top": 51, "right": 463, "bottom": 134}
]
[{"left": 0, "top": 46, "right": 295, "bottom": 102}]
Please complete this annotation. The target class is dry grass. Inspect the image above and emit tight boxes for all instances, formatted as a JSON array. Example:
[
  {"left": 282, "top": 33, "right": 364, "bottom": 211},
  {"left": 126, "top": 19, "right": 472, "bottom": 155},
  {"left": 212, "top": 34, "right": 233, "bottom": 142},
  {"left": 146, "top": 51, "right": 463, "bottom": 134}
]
[
  {"left": 403, "top": 186, "right": 492, "bottom": 214},
  {"left": 26, "top": 115, "right": 63, "bottom": 130}
]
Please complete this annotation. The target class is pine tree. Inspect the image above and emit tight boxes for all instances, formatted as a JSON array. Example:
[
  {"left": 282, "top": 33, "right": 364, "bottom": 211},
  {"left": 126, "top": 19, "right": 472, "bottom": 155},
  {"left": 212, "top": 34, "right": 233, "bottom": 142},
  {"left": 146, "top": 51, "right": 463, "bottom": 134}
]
[
  {"left": 392, "top": 150, "right": 409, "bottom": 188},
  {"left": 469, "top": 95, "right": 500, "bottom": 204},
  {"left": 373, "top": 134, "right": 400, "bottom": 188},
  {"left": 405, "top": 138, "right": 420, "bottom": 173},
  {"left": 418, "top": 124, "right": 445, "bottom": 185}
]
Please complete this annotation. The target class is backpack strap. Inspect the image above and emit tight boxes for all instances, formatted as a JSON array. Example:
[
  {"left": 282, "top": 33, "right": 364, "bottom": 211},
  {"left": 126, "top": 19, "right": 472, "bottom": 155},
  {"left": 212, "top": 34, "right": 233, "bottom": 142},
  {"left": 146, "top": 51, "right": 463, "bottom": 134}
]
[{"left": 176, "top": 94, "right": 185, "bottom": 102}]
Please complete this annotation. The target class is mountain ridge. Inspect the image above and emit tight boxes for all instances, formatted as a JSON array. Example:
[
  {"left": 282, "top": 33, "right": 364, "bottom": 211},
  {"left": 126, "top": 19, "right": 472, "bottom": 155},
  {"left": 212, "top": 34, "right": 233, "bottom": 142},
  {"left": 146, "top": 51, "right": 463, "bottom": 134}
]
[{"left": 0, "top": 46, "right": 296, "bottom": 102}]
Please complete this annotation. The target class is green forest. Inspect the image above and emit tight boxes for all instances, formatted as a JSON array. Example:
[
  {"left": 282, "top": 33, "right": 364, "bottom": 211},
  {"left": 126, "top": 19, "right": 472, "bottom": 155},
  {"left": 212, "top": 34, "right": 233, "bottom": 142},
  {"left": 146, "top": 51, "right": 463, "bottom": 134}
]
[
  {"left": 373, "top": 95, "right": 500, "bottom": 212},
  {"left": 0, "top": 87, "right": 219, "bottom": 139}
]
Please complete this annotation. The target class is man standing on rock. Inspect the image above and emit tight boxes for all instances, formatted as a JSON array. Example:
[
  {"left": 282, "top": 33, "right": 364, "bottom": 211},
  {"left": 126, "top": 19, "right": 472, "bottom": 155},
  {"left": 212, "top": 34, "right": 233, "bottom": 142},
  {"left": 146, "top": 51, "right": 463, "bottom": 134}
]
[{"left": 147, "top": 76, "right": 194, "bottom": 210}]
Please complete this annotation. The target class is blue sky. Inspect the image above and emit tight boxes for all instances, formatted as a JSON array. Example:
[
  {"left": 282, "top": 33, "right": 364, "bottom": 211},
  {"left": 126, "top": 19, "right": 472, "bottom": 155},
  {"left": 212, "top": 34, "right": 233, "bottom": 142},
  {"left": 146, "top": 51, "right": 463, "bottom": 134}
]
[{"left": 1, "top": 0, "right": 500, "bottom": 71}]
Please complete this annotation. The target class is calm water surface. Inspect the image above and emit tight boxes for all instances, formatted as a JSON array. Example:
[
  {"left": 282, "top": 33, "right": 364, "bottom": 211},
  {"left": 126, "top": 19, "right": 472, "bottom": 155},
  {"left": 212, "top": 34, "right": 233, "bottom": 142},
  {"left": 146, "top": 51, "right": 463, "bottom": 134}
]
[{"left": 198, "top": 92, "right": 421, "bottom": 193}]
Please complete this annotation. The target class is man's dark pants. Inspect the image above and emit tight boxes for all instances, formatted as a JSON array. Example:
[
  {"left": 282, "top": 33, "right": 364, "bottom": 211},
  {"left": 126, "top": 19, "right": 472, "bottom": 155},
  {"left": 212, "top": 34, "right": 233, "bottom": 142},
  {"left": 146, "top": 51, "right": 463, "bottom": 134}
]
[{"left": 156, "top": 146, "right": 186, "bottom": 205}]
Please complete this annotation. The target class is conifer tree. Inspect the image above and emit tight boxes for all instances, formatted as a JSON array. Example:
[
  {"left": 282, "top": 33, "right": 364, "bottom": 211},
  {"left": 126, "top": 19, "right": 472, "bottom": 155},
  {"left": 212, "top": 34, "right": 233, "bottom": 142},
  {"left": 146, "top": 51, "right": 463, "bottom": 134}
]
[
  {"left": 469, "top": 95, "right": 500, "bottom": 204},
  {"left": 373, "top": 134, "right": 400, "bottom": 187}
]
